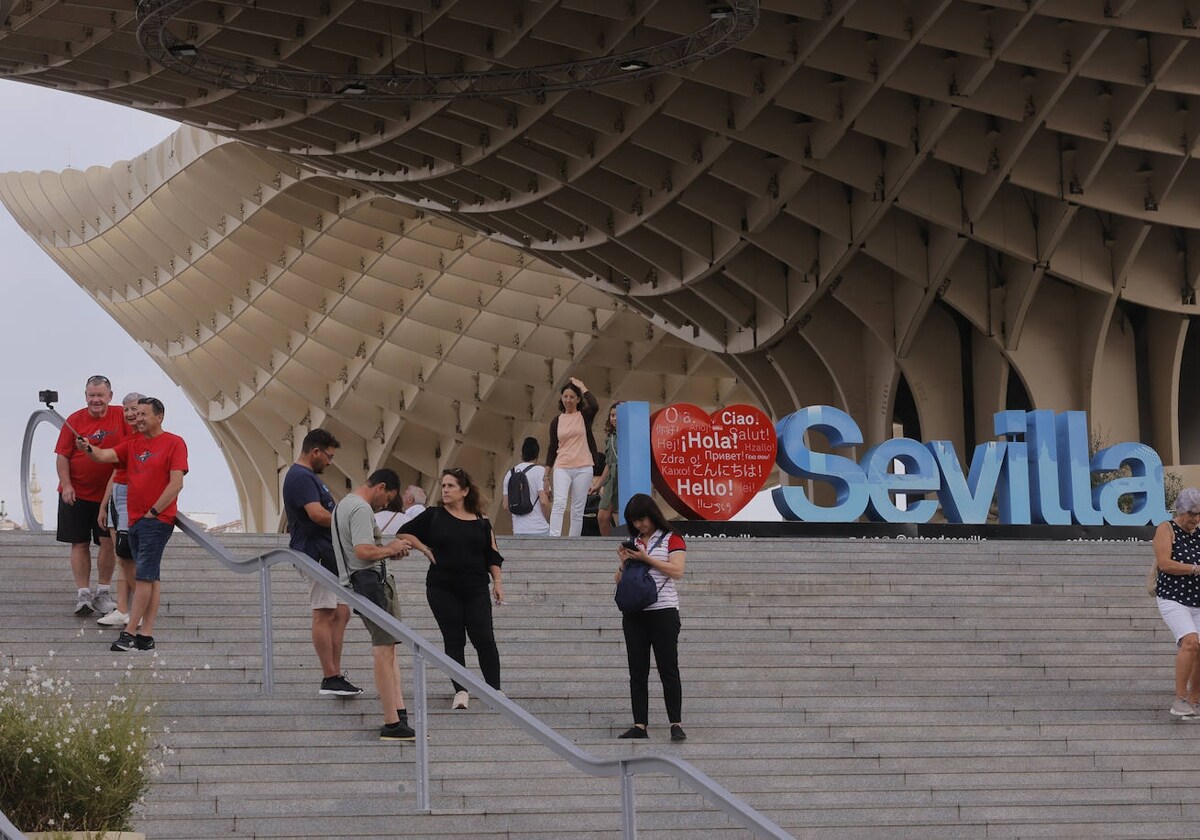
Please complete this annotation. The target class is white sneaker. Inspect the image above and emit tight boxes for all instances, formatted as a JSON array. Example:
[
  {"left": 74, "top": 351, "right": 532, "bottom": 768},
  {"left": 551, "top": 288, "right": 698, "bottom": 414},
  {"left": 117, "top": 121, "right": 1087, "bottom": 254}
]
[
  {"left": 1171, "top": 698, "right": 1197, "bottom": 717},
  {"left": 97, "top": 609, "right": 130, "bottom": 627},
  {"left": 452, "top": 690, "right": 469, "bottom": 710}
]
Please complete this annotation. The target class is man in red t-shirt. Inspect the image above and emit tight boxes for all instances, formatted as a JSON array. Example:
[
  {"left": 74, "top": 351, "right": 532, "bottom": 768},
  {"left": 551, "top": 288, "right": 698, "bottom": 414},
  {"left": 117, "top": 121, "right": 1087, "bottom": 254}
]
[
  {"left": 79, "top": 396, "right": 188, "bottom": 653},
  {"left": 54, "top": 375, "right": 131, "bottom": 617}
]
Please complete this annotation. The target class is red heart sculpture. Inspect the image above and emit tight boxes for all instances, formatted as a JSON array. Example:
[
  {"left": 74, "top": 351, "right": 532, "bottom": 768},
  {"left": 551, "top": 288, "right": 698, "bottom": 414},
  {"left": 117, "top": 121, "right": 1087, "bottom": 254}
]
[{"left": 650, "top": 404, "right": 777, "bottom": 520}]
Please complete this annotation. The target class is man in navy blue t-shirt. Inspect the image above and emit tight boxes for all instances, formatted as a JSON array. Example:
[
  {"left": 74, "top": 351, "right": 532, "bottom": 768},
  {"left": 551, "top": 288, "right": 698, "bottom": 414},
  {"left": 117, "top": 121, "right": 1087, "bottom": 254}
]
[{"left": 283, "top": 428, "right": 361, "bottom": 696}]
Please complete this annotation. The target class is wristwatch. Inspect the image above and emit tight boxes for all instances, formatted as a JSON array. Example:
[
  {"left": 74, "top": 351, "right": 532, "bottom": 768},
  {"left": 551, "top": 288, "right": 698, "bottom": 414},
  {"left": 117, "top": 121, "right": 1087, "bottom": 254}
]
[{"left": 148, "top": 507, "right": 160, "bottom": 518}]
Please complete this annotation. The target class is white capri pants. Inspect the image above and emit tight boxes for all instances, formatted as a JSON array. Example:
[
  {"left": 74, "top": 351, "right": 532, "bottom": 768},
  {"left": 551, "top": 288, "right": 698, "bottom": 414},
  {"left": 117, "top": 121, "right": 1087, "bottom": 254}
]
[
  {"left": 1158, "top": 597, "right": 1200, "bottom": 643},
  {"left": 548, "top": 465, "right": 593, "bottom": 537}
]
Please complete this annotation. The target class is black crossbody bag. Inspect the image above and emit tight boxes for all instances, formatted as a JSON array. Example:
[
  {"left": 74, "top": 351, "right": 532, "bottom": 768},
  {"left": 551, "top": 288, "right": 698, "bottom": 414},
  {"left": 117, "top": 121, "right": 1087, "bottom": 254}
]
[{"left": 331, "top": 504, "right": 388, "bottom": 613}]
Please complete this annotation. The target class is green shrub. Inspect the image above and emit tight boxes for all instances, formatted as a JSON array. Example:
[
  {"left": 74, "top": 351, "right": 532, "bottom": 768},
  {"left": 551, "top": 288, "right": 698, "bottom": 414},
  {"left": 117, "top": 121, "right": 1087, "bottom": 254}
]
[{"left": 0, "top": 663, "right": 157, "bottom": 833}]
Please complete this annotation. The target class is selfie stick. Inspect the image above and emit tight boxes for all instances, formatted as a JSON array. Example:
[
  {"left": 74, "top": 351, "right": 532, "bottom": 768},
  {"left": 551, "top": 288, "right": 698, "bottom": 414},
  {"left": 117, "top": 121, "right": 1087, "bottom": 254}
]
[{"left": 40, "top": 393, "right": 84, "bottom": 440}]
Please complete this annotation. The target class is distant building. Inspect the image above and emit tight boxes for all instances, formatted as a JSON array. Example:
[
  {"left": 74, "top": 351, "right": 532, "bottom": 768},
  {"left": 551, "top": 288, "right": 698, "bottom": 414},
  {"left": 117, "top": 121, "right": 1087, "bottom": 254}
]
[
  {"left": 208, "top": 520, "right": 245, "bottom": 535},
  {"left": 28, "top": 464, "right": 43, "bottom": 528},
  {"left": 0, "top": 501, "right": 20, "bottom": 532}
]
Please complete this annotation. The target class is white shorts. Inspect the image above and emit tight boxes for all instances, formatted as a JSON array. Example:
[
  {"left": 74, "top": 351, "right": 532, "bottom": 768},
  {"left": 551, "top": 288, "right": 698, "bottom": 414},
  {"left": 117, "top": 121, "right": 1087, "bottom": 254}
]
[
  {"left": 298, "top": 566, "right": 340, "bottom": 611},
  {"left": 1157, "top": 597, "right": 1200, "bottom": 642}
]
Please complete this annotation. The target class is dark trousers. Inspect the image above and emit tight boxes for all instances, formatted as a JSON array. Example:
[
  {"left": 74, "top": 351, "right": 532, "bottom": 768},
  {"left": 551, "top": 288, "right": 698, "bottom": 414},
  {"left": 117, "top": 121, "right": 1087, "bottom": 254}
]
[
  {"left": 621, "top": 607, "right": 682, "bottom": 725},
  {"left": 426, "top": 583, "right": 501, "bottom": 692}
]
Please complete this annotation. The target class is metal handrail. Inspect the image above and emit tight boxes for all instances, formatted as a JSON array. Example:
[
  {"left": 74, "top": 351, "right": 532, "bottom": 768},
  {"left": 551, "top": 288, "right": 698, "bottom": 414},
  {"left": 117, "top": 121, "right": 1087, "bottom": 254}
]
[
  {"left": 0, "top": 809, "right": 25, "bottom": 840},
  {"left": 18, "top": 407, "right": 793, "bottom": 838},
  {"left": 174, "top": 514, "right": 794, "bottom": 838}
]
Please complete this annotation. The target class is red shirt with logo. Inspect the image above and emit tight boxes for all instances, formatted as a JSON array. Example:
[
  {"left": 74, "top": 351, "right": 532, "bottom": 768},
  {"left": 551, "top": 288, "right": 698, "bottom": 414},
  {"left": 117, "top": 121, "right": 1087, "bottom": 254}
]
[
  {"left": 112, "top": 432, "right": 189, "bottom": 524},
  {"left": 54, "top": 406, "right": 131, "bottom": 503}
]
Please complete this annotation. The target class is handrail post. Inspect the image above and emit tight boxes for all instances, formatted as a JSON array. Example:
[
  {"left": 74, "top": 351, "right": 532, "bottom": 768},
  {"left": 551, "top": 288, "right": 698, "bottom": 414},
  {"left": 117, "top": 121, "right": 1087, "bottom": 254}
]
[
  {"left": 259, "top": 559, "right": 274, "bottom": 695},
  {"left": 620, "top": 760, "right": 638, "bottom": 839},
  {"left": 413, "top": 643, "right": 430, "bottom": 812}
]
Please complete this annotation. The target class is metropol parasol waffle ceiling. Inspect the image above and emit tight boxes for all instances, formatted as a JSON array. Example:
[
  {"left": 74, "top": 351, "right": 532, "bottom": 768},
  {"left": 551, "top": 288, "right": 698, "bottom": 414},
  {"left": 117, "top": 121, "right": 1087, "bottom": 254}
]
[{"left": 4, "top": 0, "right": 1200, "bottom": 527}]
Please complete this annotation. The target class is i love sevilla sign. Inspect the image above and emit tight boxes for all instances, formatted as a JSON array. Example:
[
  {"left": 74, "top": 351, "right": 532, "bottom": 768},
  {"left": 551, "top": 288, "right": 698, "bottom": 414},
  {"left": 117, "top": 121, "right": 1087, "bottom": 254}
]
[
  {"left": 650, "top": 404, "right": 776, "bottom": 520},
  {"left": 614, "top": 402, "right": 1168, "bottom": 527}
]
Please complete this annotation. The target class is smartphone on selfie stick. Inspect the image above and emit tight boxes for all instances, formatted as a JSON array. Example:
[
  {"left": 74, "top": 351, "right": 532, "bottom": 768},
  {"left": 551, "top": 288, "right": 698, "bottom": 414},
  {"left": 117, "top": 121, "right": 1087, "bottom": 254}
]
[{"left": 39, "top": 389, "right": 84, "bottom": 441}]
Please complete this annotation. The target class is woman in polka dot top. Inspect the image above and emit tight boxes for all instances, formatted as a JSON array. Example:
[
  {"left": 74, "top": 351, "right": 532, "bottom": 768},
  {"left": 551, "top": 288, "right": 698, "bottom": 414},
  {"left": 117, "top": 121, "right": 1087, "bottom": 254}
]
[{"left": 1153, "top": 486, "right": 1200, "bottom": 718}]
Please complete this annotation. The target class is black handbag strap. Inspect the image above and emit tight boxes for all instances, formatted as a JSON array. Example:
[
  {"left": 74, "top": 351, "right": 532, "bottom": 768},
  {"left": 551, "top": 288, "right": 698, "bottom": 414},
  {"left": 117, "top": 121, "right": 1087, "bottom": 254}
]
[
  {"left": 330, "top": 502, "right": 349, "bottom": 579},
  {"left": 640, "top": 531, "right": 667, "bottom": 556},
  {"left": 331, "top": 501, "right": 385, "bottom": 580},
  {"left": 643, "top": 532, "right": 669, "bottom": 596}
]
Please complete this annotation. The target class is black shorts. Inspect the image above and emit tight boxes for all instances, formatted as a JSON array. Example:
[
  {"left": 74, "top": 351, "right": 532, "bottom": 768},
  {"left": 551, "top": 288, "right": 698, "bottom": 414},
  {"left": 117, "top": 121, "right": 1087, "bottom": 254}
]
[{"left": 56, "top": 496, "right": 109, "bottom": 546}]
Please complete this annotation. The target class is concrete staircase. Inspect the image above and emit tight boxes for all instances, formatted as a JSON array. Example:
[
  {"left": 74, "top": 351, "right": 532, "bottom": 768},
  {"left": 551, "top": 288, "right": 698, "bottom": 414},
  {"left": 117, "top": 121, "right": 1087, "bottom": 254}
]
[{"left": 1, "top": 531, "right": 1196, "bottom": 839}]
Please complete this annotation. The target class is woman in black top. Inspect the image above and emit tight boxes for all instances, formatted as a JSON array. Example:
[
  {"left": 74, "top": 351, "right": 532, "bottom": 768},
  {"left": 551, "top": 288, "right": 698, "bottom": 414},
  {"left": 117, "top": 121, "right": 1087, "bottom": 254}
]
[
  {"left": 400, "top": 467, "right": 504, "bottom": 710},
  {"left": 1153, "top": 486, "right": 1200, "bottom": 717}
]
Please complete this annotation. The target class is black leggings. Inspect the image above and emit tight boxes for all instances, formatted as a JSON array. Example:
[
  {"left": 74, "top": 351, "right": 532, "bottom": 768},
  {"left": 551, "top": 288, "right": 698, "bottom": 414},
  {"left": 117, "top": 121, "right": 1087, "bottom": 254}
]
[
  {"left": 621, "top": 607, "right": 681, "bottom": 725},
  {"left": 426, "top": 584, "right": 501, "bottom": 692}
]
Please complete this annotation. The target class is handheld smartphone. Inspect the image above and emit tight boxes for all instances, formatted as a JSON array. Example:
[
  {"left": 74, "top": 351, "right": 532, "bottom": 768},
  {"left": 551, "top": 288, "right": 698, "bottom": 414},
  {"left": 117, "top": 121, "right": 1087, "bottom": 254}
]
[{"left": 620, "top": 540, "right": 638, "bottom": 551}]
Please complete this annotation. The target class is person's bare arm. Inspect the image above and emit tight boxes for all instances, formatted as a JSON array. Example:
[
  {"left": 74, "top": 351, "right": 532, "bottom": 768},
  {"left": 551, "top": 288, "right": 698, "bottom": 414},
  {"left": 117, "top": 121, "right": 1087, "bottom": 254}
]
[
  {"left": 98, "top": 475, "right": 115, "bottom": 528},
  {"left": 354, "top": 537, "right": 409, "bottom": 562},
  {"left": 144, "top": 470, "right": 184, "bottom": 518},
  {"left": 75, "top": 438, "right": 120, "bottom": 464},
  {"left": 56, "top": 454, "right": 76, "bottom": 504},
  {"left": 396, "top": 533, "right": 435, "bottom": 563},
  {"left": 303, "top": 501, "right": 332, "bottom": 528}
]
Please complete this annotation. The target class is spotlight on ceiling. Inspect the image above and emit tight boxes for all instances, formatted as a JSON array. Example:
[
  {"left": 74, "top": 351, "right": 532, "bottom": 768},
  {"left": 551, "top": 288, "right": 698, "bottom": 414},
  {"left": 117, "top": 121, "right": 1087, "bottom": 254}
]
[
  {"left": 710, "top": 4, "right": 735, "bottom": 18},
  {"left": 167, "top": 43, "right": 199, "bottom": 58},
  {"left": 619, "top": 59, "right": 652, "bottom": 72},
  {"left": 339, "top": 82, "right": 368, "bottom": 95}
]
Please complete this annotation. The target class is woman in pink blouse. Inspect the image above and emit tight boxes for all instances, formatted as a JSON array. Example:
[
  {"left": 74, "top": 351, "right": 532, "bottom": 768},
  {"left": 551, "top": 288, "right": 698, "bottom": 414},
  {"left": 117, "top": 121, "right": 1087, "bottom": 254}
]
[{"left": 544, "top": 376, "right": 600, "bottom": 536}]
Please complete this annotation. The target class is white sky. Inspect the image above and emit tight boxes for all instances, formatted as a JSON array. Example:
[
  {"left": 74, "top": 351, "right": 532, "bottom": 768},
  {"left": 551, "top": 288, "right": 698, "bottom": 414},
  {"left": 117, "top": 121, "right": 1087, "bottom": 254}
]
[{"left": 0, "top": 81, "right": 240, "bottom": 528}]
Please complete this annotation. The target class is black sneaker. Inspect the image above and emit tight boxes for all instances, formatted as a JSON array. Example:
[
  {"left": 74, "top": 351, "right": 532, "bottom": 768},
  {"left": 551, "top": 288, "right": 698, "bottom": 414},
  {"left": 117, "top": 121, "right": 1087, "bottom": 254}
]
[
  {"left": 379, "top": 721, "right": 416, "bottom": 741},
  {"left": 134, "top": 634, "right": 155, "bottom": 651},
  {"left": 670, "top": 724, "right": 687, "bottom": 742},
  {"left": 319, "top": 674, "right": 364, "bottom": 696},
  {"left": 110, "top": 631, "right": 137, "bottom": 652},
  {"left": 618, "top": 726, "right": 648, "bottom": 739}
]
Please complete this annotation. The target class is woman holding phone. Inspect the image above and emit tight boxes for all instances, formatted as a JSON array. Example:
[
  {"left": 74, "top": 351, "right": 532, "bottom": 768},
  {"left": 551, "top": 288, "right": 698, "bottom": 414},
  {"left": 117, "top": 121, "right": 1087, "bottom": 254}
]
[{"left": 613, "top": 493, "right": 687, "bottom": 741}]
